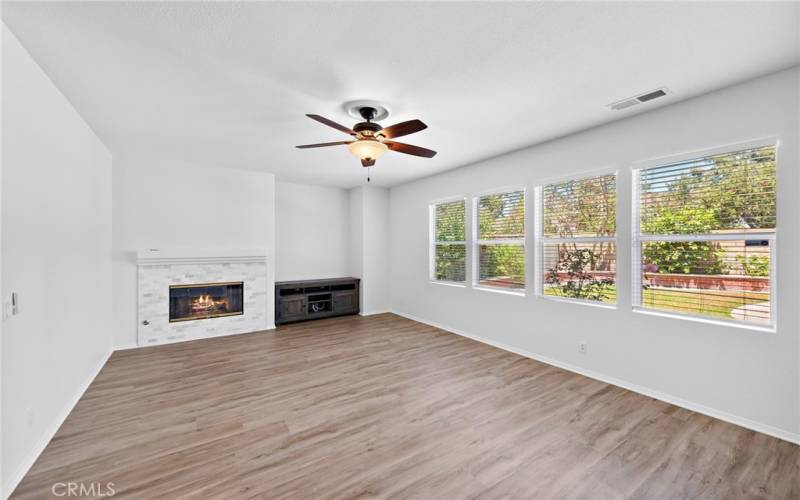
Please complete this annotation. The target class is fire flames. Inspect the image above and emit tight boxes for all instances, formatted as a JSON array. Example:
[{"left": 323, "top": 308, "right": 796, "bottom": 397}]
[{"left": 191, "top": 294, "right": 226, "bottom": 312}]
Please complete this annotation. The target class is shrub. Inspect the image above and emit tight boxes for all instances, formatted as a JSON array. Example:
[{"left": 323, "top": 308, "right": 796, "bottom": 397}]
[
  {"left": 736, "top": 255, "right": 769, "bottom": 277},
  {"left": 641, "top": 206, "right": 727, "bottom": 275},
  {"left": 545, "top": 248, "right": 614, "bottom": 301}
]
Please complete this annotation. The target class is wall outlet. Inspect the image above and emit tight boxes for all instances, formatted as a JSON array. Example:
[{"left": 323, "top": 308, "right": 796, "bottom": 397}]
[{"left": 579, "top": 341, "right": 588, "bottom": 354}]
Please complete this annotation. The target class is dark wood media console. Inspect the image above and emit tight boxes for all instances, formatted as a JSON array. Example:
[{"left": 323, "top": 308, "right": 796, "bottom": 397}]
[{"left": 275, "top": 277, "right": 360, "bottom": 325}]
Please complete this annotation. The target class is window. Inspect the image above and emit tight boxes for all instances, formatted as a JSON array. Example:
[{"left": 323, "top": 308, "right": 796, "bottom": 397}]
[
  {"left": 475, "top": 190, "right": 525, "bottom": 290},
  {"left": 538, "top": 173, "right": 617, "bottom": 304},
  {"left": 633, "top": 144, "right": 776, "bottom": 327},
  {"left": 431, "top": 199, "right": 466, "bottom": 283}
]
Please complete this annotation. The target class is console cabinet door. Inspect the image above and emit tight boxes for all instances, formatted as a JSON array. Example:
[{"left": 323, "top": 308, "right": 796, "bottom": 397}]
[
  {"left": 333, "top": 291, "right": 358, "bottom": 312},
  {"left": 280, "top": 295, "right": 306, "bottom": 321}
]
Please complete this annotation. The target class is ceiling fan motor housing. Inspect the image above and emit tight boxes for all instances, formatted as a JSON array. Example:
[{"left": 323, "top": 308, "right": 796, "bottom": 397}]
[{"left": 353, "top": 121, "right": 383, "bottom": 136}]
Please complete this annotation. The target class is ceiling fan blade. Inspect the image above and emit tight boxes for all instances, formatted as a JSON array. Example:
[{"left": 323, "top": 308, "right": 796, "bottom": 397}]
[
  {"left": 361, "top": 158, "right": 375, "bottom": 167},
  {"left": 296, "top": 141, "right": 351, "bottom": 149},
  {"left": 385, "top": 141, "right": 437, "bottom": 158},
  {"left": 306, "top": 114, "right": 355, "bottom": 135},
  {"left": 380, "top": 119, "right": 427, "bottom": 139}
]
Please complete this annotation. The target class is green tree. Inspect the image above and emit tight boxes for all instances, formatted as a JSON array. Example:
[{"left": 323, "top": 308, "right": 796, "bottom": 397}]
[
  {"left": 642, "top": 206, "right": 726, "bottom": 274},
  {"left": 639, "top": 146, "right": 775, "bottom": 275},
  {"left": 543, "top": 175, "right": 616, "bottom": 238},
  {"left": 543, "top": 175, "right": 616, "bottom": 272},
  {"left": 479, "top": 245, "right": 524, "bottom": 285},
  {"left": 707, "top": 148, "right": 776, "bottom": 230},
  {"left": 640, "top": 146, "right": 776, "bottom": 233}
]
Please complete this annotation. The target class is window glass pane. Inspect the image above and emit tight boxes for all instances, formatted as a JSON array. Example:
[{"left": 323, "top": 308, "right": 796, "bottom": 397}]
[
  {"left": 435, "top": 200, "right": 465, "bottom": 242},
  {"left": 640, "top": 145, "right": 776, "bottom": 234},
  {"left": 543, "top": 174, "right": 616, "bottom": 238},
  {"left": 543, "top": 242, "right": 616, "bottom": 303},
  {"left": 435, "top": 244, "right": 466, "bottom": 282},
  {"left": 478, "top": 244, "right": 524, "bottom": 289},
  {"left": 478, "top": 190, "right": 525, "bottom": 240},
  {"left": 641, "top": 239, "right": 770, "bottom": 324}
]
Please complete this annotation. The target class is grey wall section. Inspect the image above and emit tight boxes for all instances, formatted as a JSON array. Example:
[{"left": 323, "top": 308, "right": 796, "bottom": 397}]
[
  {"left": 348, "top": 188, "right": 364, "bottom": 310},
  {"left": 347, "top": 186, "right": 391, "bottom": 315},
  {"left": 275, "top": 181, "right": 350, "bottom": 282},
  {"left": 2, "top": 25, "right": 114, "bottom": 496},
  {"left": 389, "top": 68, "right": 800, "bottom": 441},
  {"left": 361, "top": 186, "right": 390, "bottom": 314}
]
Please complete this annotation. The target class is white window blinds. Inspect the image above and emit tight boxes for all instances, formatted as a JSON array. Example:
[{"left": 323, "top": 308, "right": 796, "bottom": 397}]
[
  {"left": 639, "top": 145, "right": 776, "bottom": 234},
  {"left": 539, "top": 174, "right": 617, "bottom": 303},
  {"left": 634, "top": 145, "right": 776, "bottom": 326},
  {"left": 476, "top": 190, "right": 525, "bottom": 290},
  {"left": 431, "top": 199, "right": 466, "bottom": 283}
]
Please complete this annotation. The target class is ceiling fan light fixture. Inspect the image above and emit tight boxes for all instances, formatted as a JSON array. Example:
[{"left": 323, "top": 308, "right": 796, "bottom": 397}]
[
  {"left": 297, "top": 111, "right": 436, "bottom": 168},
  {"left": 347, "top": 139, "right": 388, "bottom": 161}
]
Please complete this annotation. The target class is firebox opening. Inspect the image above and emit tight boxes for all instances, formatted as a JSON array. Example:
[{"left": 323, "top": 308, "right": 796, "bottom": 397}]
[{"left": 169, "top": 281, "right": 244, "bottom": 322}]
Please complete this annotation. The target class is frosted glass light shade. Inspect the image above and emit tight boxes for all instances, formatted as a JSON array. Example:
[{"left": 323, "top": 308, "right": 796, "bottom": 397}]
[{"left": 348, "top": 139, "right": 388, "bottom": 160}]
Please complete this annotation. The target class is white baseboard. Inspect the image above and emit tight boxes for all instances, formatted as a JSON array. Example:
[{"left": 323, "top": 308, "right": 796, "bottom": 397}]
[
  {"left": 391, "top": 310, "right": 800, "bottom": 445},
  {"left": 359, "top": 309, "right": 391, "bottom": 316},
  {"left": 3, "top": 349, "right": 113, "bottom": 499},
  {"left": 113, "top": 343, "right": 139, "bottom": 351}
]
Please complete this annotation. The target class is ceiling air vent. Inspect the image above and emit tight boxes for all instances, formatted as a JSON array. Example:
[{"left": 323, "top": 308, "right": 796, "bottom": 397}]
[{"left": 608, "top": 87, "right": 670, "bottom": 111}]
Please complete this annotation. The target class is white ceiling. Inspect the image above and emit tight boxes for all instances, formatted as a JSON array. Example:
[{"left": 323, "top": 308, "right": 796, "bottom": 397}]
[{"left": 3, "top": 2, "right": 799, "bottom": 188}]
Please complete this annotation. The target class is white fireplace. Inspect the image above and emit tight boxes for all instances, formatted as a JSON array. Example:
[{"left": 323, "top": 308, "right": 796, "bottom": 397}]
[{"left": 137, "top": 249, "right": 270, "bottom": 346}]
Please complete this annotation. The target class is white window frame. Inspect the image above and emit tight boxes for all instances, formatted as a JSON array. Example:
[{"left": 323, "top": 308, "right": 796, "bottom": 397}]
[
  {"left": 429, "top": 196, "right": 467, "bottom": 286},
  {"left": 535, "top": 170, "right": 618, "bottom": 308},
  {"left": 630, "top": 139, "right": 778, "bottom": 332},
  {"left": 472, "top": 186, "right": 527, "bottom": 295}
]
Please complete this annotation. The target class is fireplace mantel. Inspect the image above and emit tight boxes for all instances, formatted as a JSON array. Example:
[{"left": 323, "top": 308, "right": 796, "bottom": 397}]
[{"left": 136, "top": 248, "right": 268, "bottom": 266}]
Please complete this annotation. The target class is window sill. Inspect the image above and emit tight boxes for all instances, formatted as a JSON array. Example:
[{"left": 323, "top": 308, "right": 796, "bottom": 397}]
[
  {"left": 632, "top": 307, "right": 776, "bottom": 333},
  {"left": 430, "top": 280, "right": 467, "bottom": 288},
  {"left": 538, "top": 294, "right": 617, "bottom": 310},
  {"left": 474, "top": 285, "right": 526, "bottom": 297}
]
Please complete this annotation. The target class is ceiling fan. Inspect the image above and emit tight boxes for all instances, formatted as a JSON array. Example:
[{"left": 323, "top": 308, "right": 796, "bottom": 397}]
[{"left": 296, "top": 107, "right": 437, "bottom": 168}]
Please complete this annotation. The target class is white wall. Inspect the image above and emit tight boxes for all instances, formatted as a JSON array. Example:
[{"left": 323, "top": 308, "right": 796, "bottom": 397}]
[
  {"left": 1, "top": 17, "right": 6, "bottom": 490},
  {"left": 275, "top": 181, "right": 350, "bottom": 282},
  {"left": 389, "top": 68, "right": 800, "bottom": 441},
  {"left": 347, "top": 186, "right": 391, "bottom": 314},
  {"left": 1, "top": 25, "right": 113, "bottom": 496},
  {"left": 112, "top": 157, "right": 275, "bottom": 349},
  {"left": 362, "top": 187, "right": 391, "bottom": 314},
  {"left": 348, "top": 188, "right": 363, "bottom": 283}
]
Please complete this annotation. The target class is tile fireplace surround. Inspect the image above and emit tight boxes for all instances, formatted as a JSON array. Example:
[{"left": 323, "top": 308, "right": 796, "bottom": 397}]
[{"left": 137, "top": 249, "right": 270, "bottom": 346}]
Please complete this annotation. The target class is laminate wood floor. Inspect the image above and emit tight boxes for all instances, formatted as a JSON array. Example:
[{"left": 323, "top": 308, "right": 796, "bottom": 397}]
[{"left": 11, "top": 313, "right": 799, "bottom": 499}]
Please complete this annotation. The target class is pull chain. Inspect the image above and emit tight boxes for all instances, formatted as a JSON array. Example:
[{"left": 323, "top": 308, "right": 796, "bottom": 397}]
[{"left": 367, "top": 166, "right": 371, "bottom": 183}]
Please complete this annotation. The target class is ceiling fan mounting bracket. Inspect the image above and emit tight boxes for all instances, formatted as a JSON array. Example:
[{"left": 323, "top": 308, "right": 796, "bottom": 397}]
[
  {"left": 344, "top": 100, "right": 391, "bottom": 122},
  {"left": 359, "top": 106, "right": 378, "bottom": 122}
]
